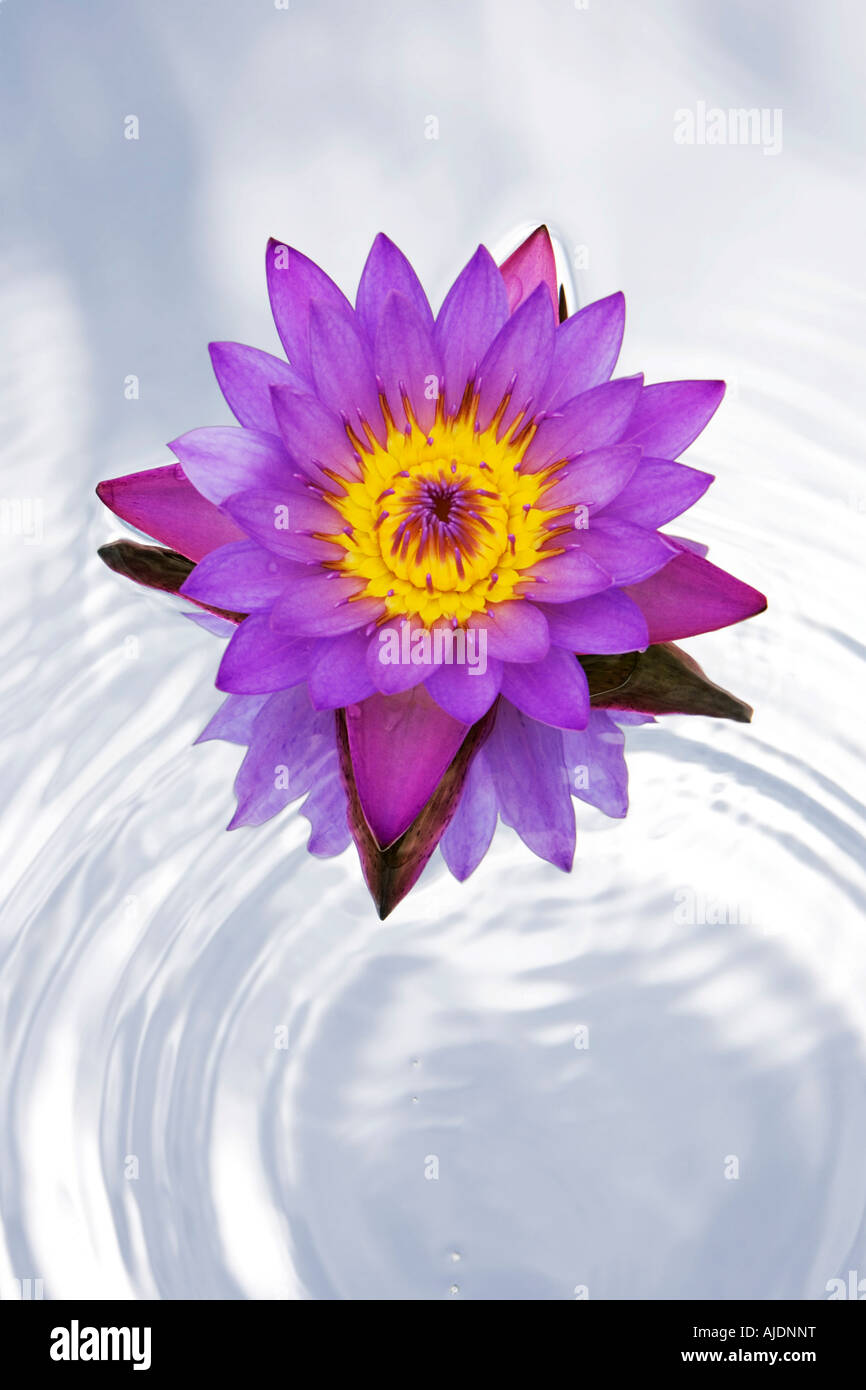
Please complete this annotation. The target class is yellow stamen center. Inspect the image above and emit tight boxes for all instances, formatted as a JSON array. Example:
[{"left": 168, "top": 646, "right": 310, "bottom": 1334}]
[{"left": 324, "top": 391, "right": 569, "bottom": 625}]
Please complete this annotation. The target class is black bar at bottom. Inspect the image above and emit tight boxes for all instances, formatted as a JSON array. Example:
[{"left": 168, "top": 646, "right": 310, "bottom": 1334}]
[{"left": 1, "top": 1297, "right": 863, "bottom": 1374}]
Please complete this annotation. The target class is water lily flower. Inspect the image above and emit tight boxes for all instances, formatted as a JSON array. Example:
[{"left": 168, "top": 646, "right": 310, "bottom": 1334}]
[{"left": 97, "top": 227, "right": 766, "bottom": 916}]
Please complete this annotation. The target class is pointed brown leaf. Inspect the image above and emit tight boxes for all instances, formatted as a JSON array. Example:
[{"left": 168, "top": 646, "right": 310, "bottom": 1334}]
[
  {"left": 336, "top": 701, "right": 498, "bottom": 919},
  {"left": 97, "top": 540, "right": 246, "bottom": 622},
  {"left": 579, "top": 642, "right": 753, "bottom": 722}
]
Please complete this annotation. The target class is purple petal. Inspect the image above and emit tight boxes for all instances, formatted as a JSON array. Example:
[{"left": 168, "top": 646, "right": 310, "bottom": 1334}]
[
  {"left": 540, "top": 444, "right": 640, "bottom": 513},
  {"left": 180, "top": 540, "right": 302, "bottom": 610},
  {"left": 356, "top": 233, "right": 434, "bottom": 341},
  {"left": 522, "top": 376, "right": 644, "bottom": 470},
  {"left": 366, "top": 618, "right": 435, "bottom": 695},
  {"left": 500, "top": 647, "right": 590, "bottom": 729},
  {"left": 537, "top": 589, "right": 649, "bottom": 653},
  {"left": 668, "top": 534, "right": 710, "bottom": 558},
  {"left": 424, "top": 657, "right": 503, "bottom": 723},
  {"left": 195, "top": 693, "right": 268, "bottom": 746},
  {"left": 229, "top": 686, "right": 335, "bottom": 828},
  {"left": 223, "top": 489, "right": 344, "bottom": 562},
  {"left": 621, "top": 380, "right": 725, "bottom": 458},
  {"left": 602, "top": 457, "right": 713, "bottom": 528},
  {"left": 471, "top": 600, "right": 550, "bottom": 663},
  {"left": 498, "top": 226, "right": 558, "bottom": 314},
  {"left": 521, "top": 548, "right": 611, "bottom": 603},
  {"left": 338, "top": 702, "right": 497, "bottom": 916},
  {"left": 184, "top": 610, "right": 238, "bottom": 638},
  {"left": 208, "top": 342, "right": 306, "bottom": 433},
  {"left": 216, "top": 614, "right": 313, "bottom": 694},
  {"left": 487, "top": 701, "right": 575, "bottom": 869},
  {"left": 309, "top": 302, "right": 385, "bottom": 444},
  {"left": 168, "top": 426, "right": 290, "bottom": 506},
  {"left": 265, "top": 239, "right": 352, "bottom": 381},
  {"left": 299, "top": 753, "right": 351, "bottom": 857},
  {"left": 541, "top": 293, "right": 626, "bottom": 410},
  {"left": 307, "top": 630, "right": 378, "bottom": 709},
  {"left": 346, "top": 688, "right": 469, "bottom": 847},
  {"left": 365, "top": 618, "right": 499, "bottom": 696},
  {"left": 626, "top": 550, "right": 767, "bottom": 641},
  {"left": 96, "top": 466, "right": 245, "bottom": 563},
  {"left": 435, "top": 246, "right": 509, "bottom": 414},
  {"left": 573, "top": 517, "right": 677, "bottom": 585},
  {"left": 476, "top": 284, "right": 556, "bottom": 433},
  {"left": 270, "top": 387, "right": 362, "bottom": 484},
  {"left": 271, "top": 572, "right": 384, "bottom": 637},
  {"left": 374, "top": 291, "right": 442, "bottom": 432},
  {"left": 561, "top": 710, "right": 629, "bottom": 818},
  {"left": 439, "top": 749, "right": 498, "bottom": 881}
]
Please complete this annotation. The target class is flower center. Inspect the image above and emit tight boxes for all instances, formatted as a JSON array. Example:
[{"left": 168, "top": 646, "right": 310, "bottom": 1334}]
[
  {"left": 376, "top": 463, "right": 509, "bottom": 596},
  {"left": 325, "top": 391, "right": 569, "bottom": 625}
]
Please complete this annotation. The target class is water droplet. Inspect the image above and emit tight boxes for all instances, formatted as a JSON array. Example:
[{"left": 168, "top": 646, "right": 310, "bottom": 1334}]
[
  {"left": 449, "top": 1284, "right": 459, "bottom": 1297},
  {"left": 450, "top": 1251, "right": 461, "bottom": 1263}
]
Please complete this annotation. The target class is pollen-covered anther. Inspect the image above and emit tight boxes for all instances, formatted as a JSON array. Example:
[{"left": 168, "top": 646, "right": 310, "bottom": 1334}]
[{"left": 327, "top": 387, "right": 568, "bottom": 624}]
